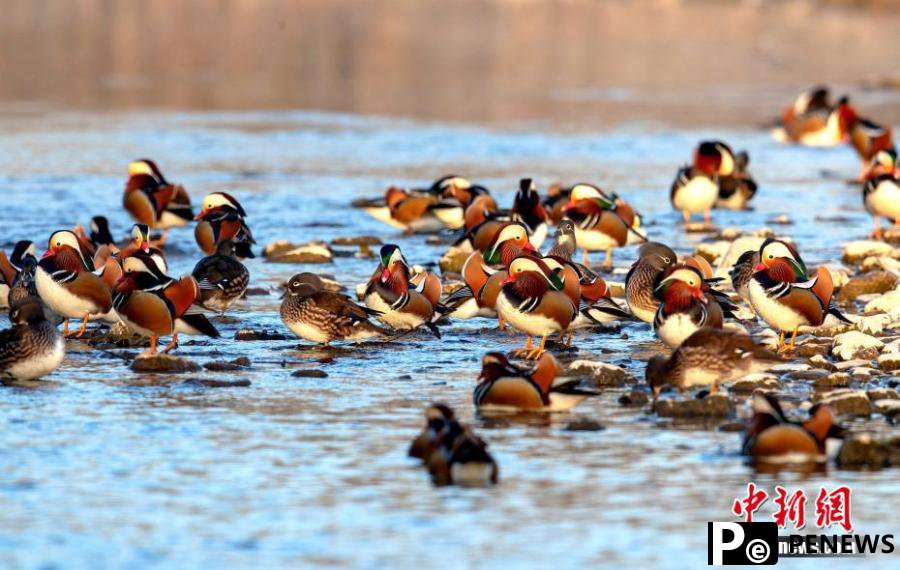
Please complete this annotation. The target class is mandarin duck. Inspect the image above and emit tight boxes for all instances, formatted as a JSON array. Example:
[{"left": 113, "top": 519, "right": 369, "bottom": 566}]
[
  {"left": 191, "top": 240, "right": 250, "bottom": 314},
  {"left": 408, "top": 403, "right": 457, "bottom": 461},
  {"left": 281, "top": 273, "right": 388, "bottom": 345},
  {"left": 35, "top": 230, "right": 114, "bottom": 337},
  {"left": 652, "top": 264, "right": 737, "bottom": 349},
  {"left": 473, "top": 352, "right": 593, "bottom": 412},
  {"left": 364, "top": 245, "right": 441, "bottom": 337},
  {"left": 625, "top": 242, "right": 678, "bottom": 323},
  {"left": 195, "top": 192, "right": 256, "bottom": 259},
  {"left": 123, "top": 159, "right": 193, "bottom": 229},
  {"left": 0, "top": 301, "right": 65, "bottom": 381},
  {"left": 670, "top": 141, "right": 728, "bottom": 225},
  {"left": 748, "top": 239, "right": 851, "bottom": 352},
  {"left": 563, "top": 183, "right": 643, "bottom": 269},
  {"left": 646, "top": 328, "right": 782, "bottom": 398},
  {"left": 742, "top": 394, "right": 843, "bottom": 463},
  {"left": 772, "top": 86, "right": 836, "bottom": 146},
  {"left": 495, "top": 255, "right": 576, "bottom": 359},
  {"left": 862, "top": 149, "right": 900, "bottom": 240}
]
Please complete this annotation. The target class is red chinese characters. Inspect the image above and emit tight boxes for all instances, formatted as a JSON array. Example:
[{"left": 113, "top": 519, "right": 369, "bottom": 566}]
[
  {"left": 773, "top": 486, "right": 807, "bottom": 530},
  {"left": 815, "top": 486, "right": 853, "bottom": 532},
  {"left": 732, "top": 482, "right": 768, "bottom": 523}
]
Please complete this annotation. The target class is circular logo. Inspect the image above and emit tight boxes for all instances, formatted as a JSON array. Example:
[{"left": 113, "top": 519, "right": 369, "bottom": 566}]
[{"left": 745, "top": 538, "right": 771, "bottom": 564}]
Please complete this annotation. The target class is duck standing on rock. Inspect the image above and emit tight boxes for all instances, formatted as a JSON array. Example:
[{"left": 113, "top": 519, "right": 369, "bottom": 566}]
[
  {"left": 194, "top": 192, "right": 256, "bottom": 259},
  {"left": 281, "top": 272, "right": 388, "bottom": 345},
  {"left": 671, "top": 141, "right": 726, "bottom": 226},
  {"left": 0, "top": 301, "right": 65, "bottom": 381},
  {"left": 191, "top": 240, "right": 250, "bottom": 314},
  {"left": 645, "top": 328, "right": 782, "bottom": 398},
  {"left": 35, "top": 230, "right": 115, "bottom": 337},
  {"left": 652, "top": 264, "right": 736, "bottom": 349},
  {"left": 495, "top": 255, "right": 576, "bottom": 359},
  {"left": 748, "top": 239, "right": 851, "bottom": 352},
  {"left": 364, "top": 245, "right": 441, "bottom": 337},
  {"left": 625, "top": 242, "right": 677, "bottom": 323},
  {"left": 563, "top": 184, "right": 643, "bottom": 270},
  {"left": 122, "top": 159, "right": 193, "bottom": 230},
  {"left": 511, "top": 178, "right": 549, "bottom": 250},
  {"left": 862, "top": 149, "right": 900, "bottom": 240}
]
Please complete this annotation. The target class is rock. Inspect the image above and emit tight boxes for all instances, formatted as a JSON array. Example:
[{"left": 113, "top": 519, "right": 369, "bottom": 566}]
[
  {"left": 234, "top": 329, "right": 289, "bottom": 341},
  {"left": 815, "top": 372, "right": 850, "bottom": 389},
  {"left": 131, "top": 354, "right": 201, "bottom": 373},
  {"left": 784, "top": 369, "right": 829, "bottom": 381},
  {"left": 856, "top": 314, "right": 893, "bottom": 335},
  {"left": 813, "top": 390, "right": 871, "bottom": 417},
  {"left": 865, "top": 288, "right": 900, "bottom": 315},
  {"left": 837, "top": 434, "right": 900, "bottom": 468},
  {"left": 878, "top": 353, "right": 900, "bottom": 372},
  {"left": 563, "top": 418, "right": 606, "bottom": 431},
  {"left": 331, "top": 235, "right": 381, "bottom": 246},
  {"left": 713, "top": 236, "right": 769, "bottom": 280},
  {"left": 182, "top": 378, "right": 251, "bottom": 388},
  {"left": 723, "top": 373, "right": 778, "bottom": 392},
  {"left": 204, "top": 357, "right": 252, "bottom": 371},
  {"left": 868, "top": 388, "right": 900, "bottom": 401},
  {"left": 569, "top": 360, "right": 633, "bottom": 386},
  {"left": 766, "top": 214, "right": 792, "bottom": 225},
  {"left": 243, "top": 287, "right": 271, "bottom": 297},
  {"left": 808, "top": 354, "right": 837, "bottom": 371},
  {"left": 654, "top": 393, "right": 733, "bottom": 417},
  {"left": 292, "top": 369, "right": 328, "bottom": 378},
  {"left": 833, "top": 358, "right": 876, "bottom": 371},
  {"left": 693, "top": 240, "right": 729, "bottom": 264},
  {"left": 795, "top": 343, "right": 831, "bottom": 358},
  {"left": 860, "top": 256, "right": 900, "bottom": 275},
  {"left": 832, "top": 332, "right": 884, "bottom": 361},
  {"left": 842, "top": 240, "right": 896, "bottom": 265},
  {"left": 838, "top": 271, "right": 898, "bottom": 303},
  {"left": 263, "top": 240, "right": 333, "bottom": 263},
  {"left": 606, "top": 281, "right": 625, "bottom": 298},
  {"left": 883, "top": 339, "right": 900, "bottom": 354},
  {"left": 439, "top": 246, "right": 472, "bottom": 275},
  {"left": 770, "top": 363, "right": 810, "bottom": 373},
  {"left": 850, "top": 367, "right": 880, "bottom": 380},
  {"left": 715, "top": 227, "right": 743, "bottom": 241},
  {"left": 685, "top": 222, "right": 718, "bottom": 234},
  {"left": 618, "top": 390, "right": 650, "bottom": 407}
]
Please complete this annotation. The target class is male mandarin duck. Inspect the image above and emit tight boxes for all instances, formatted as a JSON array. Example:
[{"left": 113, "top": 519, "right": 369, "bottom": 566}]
[
  {"left": 510, "top": 178, "right": 549, "bottom": 249},
  {"left": 35, "top": 230, "right": 114, "bottom": 337},
  {"left": 0, "top": 301, "right": 66, "bottom": 381},
  {"left": 364, "top": 245, "right": 441, "bottom": 337},
  {"left": 716, "top": 148, "right": 758, "bottom": 210},
  {"left": 123, "top": 159, "right": 193, "bottom": 229},
  {"left": 748, "top": 239, "right": 851, "bottom": 352},
  {"left": 281, "top": 273, "right": 388, "bottom": 345},
  {"left": 652, "top": 264, "right": 737, "bottom": 349},
  {"left": 563, "top": 183, "right": 643, "bottom": 269},
  {"left": 834, "top": 97, "right": 895, "bottom": 177},
  {"left": 742, "top": 394, "right": 843, "bottom": 462},
  {"left": 495, "top": 255, "right": 576, "bottom": 359},
  {"left": 425, "top": 422, "right": 499, "bottom": 487},
  {"left": 670, "top": 141, "right": 728, "bottom": 225},
  {"left": 408, "top": 403, "right": 457, "bottom": 460},
  {"left": 115, "top": 254, "right": 219, "bottom": 354},
  {"left": 473, "top": 352, "right": 593, "bottom": 412},
  {"left": 645, "top": 328, "right": 782, "bottom": 399},
  {"left": 862, "top": 149, "right": 900, "bottom": 240},
  {"left": 440, "top": 222, "right": 536, "bottom": 320},
  {"left": 772, "top": 86, "right": 837, "bottom": 146},
  {"left": 191, "top": 240, "right": 250, "bottom": 314},
  {"left": 542, "top": 183, "right": 570, "bottom": 225},
  {"left": 195, "top": 192, "right": 256, "bottom": 259}
]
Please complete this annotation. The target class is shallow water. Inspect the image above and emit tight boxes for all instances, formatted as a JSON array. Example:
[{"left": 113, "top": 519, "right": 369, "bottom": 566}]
[{"left": 0, "top": 107, "right": 898, "bottom": 569}]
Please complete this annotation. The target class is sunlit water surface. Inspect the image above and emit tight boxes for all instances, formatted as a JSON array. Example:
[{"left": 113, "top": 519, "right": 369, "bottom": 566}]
[{"left": 0, "top": 108, "right": 897, "bottom": 569}]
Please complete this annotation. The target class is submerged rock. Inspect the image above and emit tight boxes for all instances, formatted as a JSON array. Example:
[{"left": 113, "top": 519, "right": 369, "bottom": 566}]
[
  {"left": 183, "top": 378, "right": 251, "bottom": 388},
  {"left": 814, "top": 372, "right": 850, "bottom": 389},
  {"left": 569, "top": 360, "right": 633, "bottom": 386},
  {"left": 132, "top": 354, "right": 201, "bottom": 374},
  {"left": 264, "top": 240, "right": 333, "bottom": 263},
  {"left": 204, "top": 357, "right": 252, "bottom": 371},
  {"left": 234, "top": 329, "right": 289, "bottom": 341},
  {"left": 618, "top": 390, "right": 650, "bottom": 407},
  {"left": 292, "top": 369, "right": 328, "bottom": 378},
  {"left": 808, "top": 354, "right": 837, "bottom": 371},
  {"left": 331, "top": 235, "right": 382, "bottom": 246},
  {"left": 563, "top": 418, "right": 606, "bottom": 431},
  {"left": 439, "top": 245, "right": 472, "bottom": 275},
  {"left": 832, "top": 332, "right": 884, "bottom": 361},
  {"left": 837, "top": 433, "right": 900, "bottom": 468},
  {"left": 654, "top": 393, "right": 733, "bottom": 418}
]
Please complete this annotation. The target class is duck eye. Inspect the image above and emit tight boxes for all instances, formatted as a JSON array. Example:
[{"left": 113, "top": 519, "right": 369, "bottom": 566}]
[
  {"left": 768, "top": 254, "right": 774, "bottom": 259},
  {"left": 292, "top": 282, "right": 299, "bottom": 287}
]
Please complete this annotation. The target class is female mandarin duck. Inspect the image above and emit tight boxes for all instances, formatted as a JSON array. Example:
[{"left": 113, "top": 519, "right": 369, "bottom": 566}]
[
  {"left": 194, "top": 192, "right": 256, "bottom": 259},
  {"left": 123, "top": 159, "right": 193, "bottom": 230},
  {"left": 35, "top": 230, "right": 114, "bottom": 337},
  {"left": 364, "top": 245, "right": 441, "bottom": 337},
  {"left": 742, "top": 394, "right": 843, "bottom": 463},
  {"left": 495, "top": 255, "right": 576, "bottom": 359},
  {"left": 563, "top": 183, "right": 643, "bottom": 270},
  {"left": 748, "top": 239, "right": 850, "bottom": 352},
  {"left": 0, "top": 301, "right": 66, "bottom": 381},
  {"left": 473, "top": 352, "right": 594, "bottom": 412}
]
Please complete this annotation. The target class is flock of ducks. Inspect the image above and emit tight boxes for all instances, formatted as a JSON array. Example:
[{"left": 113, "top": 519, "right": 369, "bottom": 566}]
[{"left": 1, "top": 86, "right": 897, "bottom": 486}]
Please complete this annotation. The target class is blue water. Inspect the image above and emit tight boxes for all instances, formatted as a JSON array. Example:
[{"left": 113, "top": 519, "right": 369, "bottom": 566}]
[{"left": 0, "top": 107, "right": 896, "bottom": 569}]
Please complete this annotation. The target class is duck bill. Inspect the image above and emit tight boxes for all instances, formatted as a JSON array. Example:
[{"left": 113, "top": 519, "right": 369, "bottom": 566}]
[
  {"left": 41, "top": 247, "right": 57, "bottom": 259},
  {"left": 194, "top": 209, "right": 208, "bottom": 221},
  {"left": 693, "top": 289, "right": 708, "bottom": 304},
  {"left": 753, "top": 263, "right": 767, "bottom": 273},
  {"left": 502, "top": 275, "right": 516, "bottom": 286}
]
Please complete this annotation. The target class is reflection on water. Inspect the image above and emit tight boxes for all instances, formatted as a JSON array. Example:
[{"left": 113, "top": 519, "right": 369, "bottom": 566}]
[
  {"left": 3, "top": 0, "right": 900, "bottom": 126},
  {"left": 0, "top": 109, "right": 897, "bottom": 568}
]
